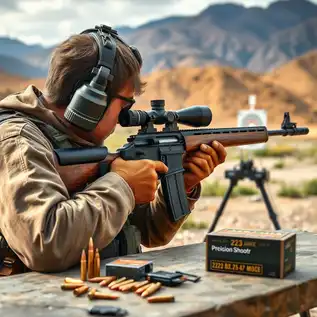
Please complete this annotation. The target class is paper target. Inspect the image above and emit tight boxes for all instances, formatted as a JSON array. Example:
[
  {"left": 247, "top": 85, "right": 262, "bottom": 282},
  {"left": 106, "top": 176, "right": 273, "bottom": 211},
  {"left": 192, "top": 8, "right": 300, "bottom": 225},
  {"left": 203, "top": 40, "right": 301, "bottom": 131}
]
[{"left": 237, "top": 109, "right": 267, "bottom": 150}]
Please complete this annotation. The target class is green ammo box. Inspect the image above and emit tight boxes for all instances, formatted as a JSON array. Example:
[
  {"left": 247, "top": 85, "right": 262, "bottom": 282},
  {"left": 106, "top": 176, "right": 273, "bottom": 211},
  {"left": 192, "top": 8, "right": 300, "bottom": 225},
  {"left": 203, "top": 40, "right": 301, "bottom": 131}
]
[{"left": 206, "top": 228, "right": 296, "bottom": 278}]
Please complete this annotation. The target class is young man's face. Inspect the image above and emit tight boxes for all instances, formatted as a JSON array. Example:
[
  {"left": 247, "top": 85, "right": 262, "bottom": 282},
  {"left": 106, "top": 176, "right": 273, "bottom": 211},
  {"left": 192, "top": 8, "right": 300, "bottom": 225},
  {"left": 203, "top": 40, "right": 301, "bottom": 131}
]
[{"left": 93, "top": 81, "right": 135, "bottom": 142}]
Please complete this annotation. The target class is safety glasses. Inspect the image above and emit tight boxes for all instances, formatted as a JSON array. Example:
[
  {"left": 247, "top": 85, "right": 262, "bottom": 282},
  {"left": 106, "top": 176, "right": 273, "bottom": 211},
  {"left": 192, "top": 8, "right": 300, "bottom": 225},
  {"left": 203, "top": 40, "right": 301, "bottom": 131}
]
[{"left": 115, "top": 94, "right": 135, "bottom": 110}]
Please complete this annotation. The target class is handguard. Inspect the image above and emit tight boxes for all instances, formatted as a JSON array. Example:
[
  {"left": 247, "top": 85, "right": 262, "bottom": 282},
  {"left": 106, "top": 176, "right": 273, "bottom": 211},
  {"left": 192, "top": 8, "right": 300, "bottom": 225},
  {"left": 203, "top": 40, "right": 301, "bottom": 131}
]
[{"left": 159, "top": 146, "right": 191, "bottom": 222}]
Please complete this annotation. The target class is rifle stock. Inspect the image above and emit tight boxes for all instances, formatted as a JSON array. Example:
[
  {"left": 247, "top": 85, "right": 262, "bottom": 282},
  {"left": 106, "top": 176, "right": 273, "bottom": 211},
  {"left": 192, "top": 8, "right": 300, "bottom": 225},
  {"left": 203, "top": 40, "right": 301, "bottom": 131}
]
[
  {"left": 55, "top": 162, "right": 100, "bottom": 194},
  {"left": 53, "top": 150, "right": 119, "bottom": 194}
]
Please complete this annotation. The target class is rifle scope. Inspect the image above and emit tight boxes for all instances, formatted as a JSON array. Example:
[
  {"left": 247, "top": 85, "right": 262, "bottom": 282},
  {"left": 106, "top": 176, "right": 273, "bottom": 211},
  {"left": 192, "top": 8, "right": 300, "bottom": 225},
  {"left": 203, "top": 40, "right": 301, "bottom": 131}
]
[{"left": 118, "top": 100, "right": 212, "bottom": 127}]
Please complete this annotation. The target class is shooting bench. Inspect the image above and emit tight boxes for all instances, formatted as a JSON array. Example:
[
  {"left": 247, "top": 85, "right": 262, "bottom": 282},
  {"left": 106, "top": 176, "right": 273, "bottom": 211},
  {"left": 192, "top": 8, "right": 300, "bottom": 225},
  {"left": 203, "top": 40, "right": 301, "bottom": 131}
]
[{"left": 0, "top": 230, "right": 316, "bottom": 317}]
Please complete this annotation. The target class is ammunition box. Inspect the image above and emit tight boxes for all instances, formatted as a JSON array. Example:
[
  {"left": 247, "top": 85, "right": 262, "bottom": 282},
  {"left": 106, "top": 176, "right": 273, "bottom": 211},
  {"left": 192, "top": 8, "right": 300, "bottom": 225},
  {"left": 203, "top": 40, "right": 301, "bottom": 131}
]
[
  {"left": 206, "top": 228, "right": 296, "bottom": 278},
  {"left": 105, "top": 258, "right": 153, "bottom": 280}
]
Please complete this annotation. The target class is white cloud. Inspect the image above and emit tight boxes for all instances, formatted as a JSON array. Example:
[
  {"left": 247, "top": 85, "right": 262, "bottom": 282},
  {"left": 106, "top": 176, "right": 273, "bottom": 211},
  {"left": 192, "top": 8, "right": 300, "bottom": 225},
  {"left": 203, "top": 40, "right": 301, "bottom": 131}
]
[{"left": 0, "top": 0, "right": 314, "bottom": 46}]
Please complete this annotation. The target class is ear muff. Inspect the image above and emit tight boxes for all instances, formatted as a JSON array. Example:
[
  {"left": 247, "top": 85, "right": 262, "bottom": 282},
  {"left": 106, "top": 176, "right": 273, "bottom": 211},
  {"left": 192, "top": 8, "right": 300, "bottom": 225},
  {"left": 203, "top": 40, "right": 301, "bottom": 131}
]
[
  {"left": 63, "top": 24, "right": 142, "bottom": 132},
  {"left": 130, "top": 45, "right": 143, "bottom": 67}
]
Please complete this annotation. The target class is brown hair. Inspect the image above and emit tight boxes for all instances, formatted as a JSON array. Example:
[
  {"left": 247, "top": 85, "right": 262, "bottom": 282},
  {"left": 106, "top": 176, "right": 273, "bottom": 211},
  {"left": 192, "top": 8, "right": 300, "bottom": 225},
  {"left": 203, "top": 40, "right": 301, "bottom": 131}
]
[{"left": 44, "top": 33, "right": 145, "bottom": 106}]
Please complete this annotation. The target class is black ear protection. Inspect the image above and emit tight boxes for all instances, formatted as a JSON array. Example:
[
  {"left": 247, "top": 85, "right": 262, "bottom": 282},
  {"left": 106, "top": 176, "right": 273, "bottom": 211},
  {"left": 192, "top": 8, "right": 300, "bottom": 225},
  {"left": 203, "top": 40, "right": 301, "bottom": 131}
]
[{"left": 63, "top": 24, "right": 142, "bottom": 132}]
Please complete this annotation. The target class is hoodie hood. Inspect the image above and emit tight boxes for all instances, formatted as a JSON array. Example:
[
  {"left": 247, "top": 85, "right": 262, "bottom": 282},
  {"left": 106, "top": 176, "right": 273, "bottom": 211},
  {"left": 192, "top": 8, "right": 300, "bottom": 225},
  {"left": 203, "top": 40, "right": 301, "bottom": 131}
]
[{"left": 0, "top": 85, "right": 94, "bottom": 146}]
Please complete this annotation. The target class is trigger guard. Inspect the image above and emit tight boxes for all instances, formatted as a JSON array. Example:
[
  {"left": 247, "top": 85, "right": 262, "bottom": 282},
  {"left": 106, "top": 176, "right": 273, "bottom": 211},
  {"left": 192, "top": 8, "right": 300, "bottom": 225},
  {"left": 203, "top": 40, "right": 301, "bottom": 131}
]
[{"left": 158, "top": 168, "right": 184, "bottom": 180}]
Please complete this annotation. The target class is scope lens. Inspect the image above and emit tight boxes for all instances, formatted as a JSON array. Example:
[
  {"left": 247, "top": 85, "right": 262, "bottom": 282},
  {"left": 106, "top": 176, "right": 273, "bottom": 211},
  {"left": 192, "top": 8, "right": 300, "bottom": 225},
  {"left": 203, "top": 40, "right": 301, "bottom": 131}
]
[{"left": 118, "top": 109, "right": 149, "bottom": 127}]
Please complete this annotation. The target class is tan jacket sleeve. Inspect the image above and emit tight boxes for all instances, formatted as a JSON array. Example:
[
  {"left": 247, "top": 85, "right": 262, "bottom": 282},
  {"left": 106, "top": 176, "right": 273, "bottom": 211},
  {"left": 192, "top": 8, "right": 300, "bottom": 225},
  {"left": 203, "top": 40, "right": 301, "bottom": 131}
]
[
  {"left": 0, "top": 119, "right": 135, "bottom": 272},
  {"left": 130, "top": 176, "right": 201, "bottom": 248}
]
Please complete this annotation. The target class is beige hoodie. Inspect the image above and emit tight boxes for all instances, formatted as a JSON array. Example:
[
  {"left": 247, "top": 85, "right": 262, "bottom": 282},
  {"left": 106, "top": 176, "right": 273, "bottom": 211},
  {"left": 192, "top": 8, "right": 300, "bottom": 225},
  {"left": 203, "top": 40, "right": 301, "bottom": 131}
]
[{"left": 0, "top": 85, "right": 201, "bottom": 272}]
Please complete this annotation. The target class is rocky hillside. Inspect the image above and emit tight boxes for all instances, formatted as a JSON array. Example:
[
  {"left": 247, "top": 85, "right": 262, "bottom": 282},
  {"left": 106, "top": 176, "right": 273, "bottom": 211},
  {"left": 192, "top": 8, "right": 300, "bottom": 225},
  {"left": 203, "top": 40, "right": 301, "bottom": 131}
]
[
  {"left": 0, "top": 37, "right": 51, "bottom": 77},
  {"left": 122, "top": 0, "right": 317, "bottom": 74},
  {"left": 135, "top": 50, "right": 317, "bottom": 125},
  {"left": 1, "top": 0, "right": 317, "bottom": 77},
  {"left": 1, "top": 50, "right": 317, "bottom": 125}
]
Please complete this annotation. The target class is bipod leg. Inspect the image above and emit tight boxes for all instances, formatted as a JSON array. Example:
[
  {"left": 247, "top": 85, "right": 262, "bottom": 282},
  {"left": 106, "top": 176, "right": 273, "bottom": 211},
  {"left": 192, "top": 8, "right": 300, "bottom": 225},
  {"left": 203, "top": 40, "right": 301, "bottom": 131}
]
[
  {"left": 256, "top": 180, "right": 281, "bottom": 230},
  {"left": 205, "top": 179, "right": 237, "bottom": 236}
]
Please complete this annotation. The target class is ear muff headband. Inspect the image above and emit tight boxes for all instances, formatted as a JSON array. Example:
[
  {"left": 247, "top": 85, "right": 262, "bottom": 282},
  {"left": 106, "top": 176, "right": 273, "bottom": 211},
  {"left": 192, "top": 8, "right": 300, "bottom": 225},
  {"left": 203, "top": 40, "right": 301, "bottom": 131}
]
[{"left": 63, "top": 24, "right": 142, "bottom": 132}]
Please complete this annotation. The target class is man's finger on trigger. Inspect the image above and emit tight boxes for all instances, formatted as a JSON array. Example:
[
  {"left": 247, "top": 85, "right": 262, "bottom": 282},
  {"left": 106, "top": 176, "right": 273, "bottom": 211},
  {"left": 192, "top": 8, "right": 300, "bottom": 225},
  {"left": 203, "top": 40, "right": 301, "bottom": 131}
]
[{"left": 154, "top": 161, "right": 168, "bottom": 173}]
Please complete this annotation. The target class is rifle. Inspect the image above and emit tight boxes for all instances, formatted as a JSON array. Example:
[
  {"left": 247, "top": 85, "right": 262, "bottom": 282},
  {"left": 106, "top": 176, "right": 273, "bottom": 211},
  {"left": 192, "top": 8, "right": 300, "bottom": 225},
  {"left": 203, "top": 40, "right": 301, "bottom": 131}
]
[{"left": 54, "top": 100, "right": 309, "bottom": 222}]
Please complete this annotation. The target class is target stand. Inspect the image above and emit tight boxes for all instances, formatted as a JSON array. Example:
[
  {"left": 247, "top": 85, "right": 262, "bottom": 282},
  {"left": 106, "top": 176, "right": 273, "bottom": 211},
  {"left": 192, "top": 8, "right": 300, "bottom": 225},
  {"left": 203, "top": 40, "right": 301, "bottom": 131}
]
[
  {"left": 237, "top": 95, "right": 267, "bottom": 151},
  {"left": 206, "top": 95, "right": 281, "bottom": 234}
]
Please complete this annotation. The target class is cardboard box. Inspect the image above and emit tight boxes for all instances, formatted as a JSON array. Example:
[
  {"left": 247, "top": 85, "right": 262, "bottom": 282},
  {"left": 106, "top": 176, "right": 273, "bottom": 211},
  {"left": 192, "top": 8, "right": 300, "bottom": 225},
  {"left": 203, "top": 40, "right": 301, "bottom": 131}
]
[{"left": 206, "top": 228, "right": 296, "bottom": 278}]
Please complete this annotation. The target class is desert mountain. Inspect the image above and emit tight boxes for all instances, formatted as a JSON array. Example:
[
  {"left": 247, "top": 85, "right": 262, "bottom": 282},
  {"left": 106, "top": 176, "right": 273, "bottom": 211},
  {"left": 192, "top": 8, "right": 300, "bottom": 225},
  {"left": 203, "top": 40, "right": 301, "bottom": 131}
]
[
  {"left": 263, "top": 50, "right": 317, "bottom": 101},
  {"left": 0, "top": 37, "right": 51, "bottom": 77},
  {"left": 0, "top": 50, "right": 316, "bottom": 125},
  {"left": 123, "top": 0, "right": 317, "bottom": 73},
  {"left": 248, "top": 16, "right": 317, "bottom": 72},
  {"left": 135, "top": 66, "right": 314, "bottom": 126},
  {"left": 1, "top": 0, "right": 317, "bottom": 77}
]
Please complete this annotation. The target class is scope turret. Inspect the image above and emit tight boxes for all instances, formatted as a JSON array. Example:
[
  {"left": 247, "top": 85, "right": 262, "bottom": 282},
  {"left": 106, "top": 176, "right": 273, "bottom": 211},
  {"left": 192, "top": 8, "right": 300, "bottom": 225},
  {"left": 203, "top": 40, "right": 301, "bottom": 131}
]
[{"left": 118, "top": 99, "right": 212, "bottom": 128}]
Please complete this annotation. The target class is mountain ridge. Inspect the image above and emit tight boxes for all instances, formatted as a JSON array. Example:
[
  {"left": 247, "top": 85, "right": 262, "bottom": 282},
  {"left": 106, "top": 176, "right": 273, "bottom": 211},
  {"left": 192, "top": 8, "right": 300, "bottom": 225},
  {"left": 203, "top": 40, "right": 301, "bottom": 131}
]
[
  {"left": 1, "top": 49, "right": 316, "bottom": 125},
  {"left": 1, "top": 0, "right": 317, "bottom": 77}
]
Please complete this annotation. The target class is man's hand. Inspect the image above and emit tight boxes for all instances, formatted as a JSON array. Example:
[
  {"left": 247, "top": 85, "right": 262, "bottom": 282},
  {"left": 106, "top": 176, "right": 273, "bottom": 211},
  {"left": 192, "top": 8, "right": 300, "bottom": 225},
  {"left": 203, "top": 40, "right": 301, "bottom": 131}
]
[
  {"left": 111, "top": 158, "right": 168, "bottom": 204},
  {"left": 182, "top": 141, "right": 227, "bottom": 193}
]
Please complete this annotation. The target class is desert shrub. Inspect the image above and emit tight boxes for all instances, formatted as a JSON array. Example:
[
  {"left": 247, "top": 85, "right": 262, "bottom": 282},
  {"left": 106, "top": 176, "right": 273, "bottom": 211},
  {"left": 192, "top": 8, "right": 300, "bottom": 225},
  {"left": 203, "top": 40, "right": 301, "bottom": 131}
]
[
  {"left": 303, "top": 178, "right": 317, "bottom": 196},
  {"left": 277, "top": 184, "right": 305, "bottom": 198},
  {"left": 277, "top": 179, "right": 317, "bottom": 198},
  {"left": 294, "top": 146, "right": 317, "bottom": 161},
  {"left": 270, "top": 179, "right": 283, "bottom": 184},
  {"left": 233, "top": 185, "right": 258, "bottom": 196},
  {"left": 201, "top": 180, "right": 228, "bottom": 197},
  {"left": 253, "top": 145, "right": 297, "bottom": 158},
  {"left": 181, "top": 215, "right": 208, "bottom": 230},
  {"left": 273, "top": 160, "right": 285, "bottom": 169},
  {"left": 202, "top": 181, "right": 258, "bottom": 197}
]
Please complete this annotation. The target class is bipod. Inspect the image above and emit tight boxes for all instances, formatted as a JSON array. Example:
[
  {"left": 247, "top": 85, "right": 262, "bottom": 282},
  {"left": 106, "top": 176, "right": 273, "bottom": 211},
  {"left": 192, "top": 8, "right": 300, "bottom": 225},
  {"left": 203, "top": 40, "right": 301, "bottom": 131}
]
[{"left": 206, "top": 159, "right": 281, "bottom": 234}]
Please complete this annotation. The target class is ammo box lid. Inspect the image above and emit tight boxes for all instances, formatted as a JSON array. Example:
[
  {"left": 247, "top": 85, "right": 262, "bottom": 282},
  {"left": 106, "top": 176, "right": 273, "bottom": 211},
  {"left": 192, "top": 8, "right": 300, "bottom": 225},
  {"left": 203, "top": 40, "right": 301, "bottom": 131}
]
[
  {"left": 105, "top": 259, "right": 153, "bottom": 268},
  {"left": 207, "top": 228, "right": 296, "bottom": 241}
]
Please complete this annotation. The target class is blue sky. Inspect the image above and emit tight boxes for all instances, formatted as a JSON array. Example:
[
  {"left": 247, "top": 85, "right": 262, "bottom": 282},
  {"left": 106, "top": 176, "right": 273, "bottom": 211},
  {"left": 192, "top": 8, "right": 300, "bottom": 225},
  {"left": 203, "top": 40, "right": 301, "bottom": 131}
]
[{"left": 0, "top": 0, "right": 316, "bottom": 46}]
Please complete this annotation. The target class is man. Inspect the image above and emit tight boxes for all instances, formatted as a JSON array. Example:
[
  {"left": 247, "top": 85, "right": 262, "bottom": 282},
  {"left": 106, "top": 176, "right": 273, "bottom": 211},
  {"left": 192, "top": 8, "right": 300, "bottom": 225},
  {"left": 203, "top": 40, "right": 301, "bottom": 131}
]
[{"left": 0, "top": 25, "right": 226, "bottom": 274}]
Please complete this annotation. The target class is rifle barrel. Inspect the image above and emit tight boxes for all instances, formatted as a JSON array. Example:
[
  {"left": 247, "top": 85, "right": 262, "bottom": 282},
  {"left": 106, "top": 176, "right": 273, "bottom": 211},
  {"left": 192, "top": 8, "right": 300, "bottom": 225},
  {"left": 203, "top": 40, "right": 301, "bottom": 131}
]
[{"left": 268, "top": 127, "right": 309, "bottom": 136}]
